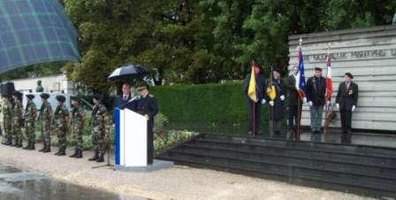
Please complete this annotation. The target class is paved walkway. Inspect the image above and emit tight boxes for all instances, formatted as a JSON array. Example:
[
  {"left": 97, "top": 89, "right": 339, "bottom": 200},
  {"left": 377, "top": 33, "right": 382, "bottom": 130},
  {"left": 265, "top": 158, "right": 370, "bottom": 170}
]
[{"left": 0, "top": 143, "right": 373, "bottom": 200}]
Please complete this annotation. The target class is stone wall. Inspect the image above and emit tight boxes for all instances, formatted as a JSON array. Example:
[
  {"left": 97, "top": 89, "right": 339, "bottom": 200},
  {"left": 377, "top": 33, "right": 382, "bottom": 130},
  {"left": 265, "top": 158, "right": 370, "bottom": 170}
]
[{"left": 288, "top": 25, "right": 396, "bottom": 131}]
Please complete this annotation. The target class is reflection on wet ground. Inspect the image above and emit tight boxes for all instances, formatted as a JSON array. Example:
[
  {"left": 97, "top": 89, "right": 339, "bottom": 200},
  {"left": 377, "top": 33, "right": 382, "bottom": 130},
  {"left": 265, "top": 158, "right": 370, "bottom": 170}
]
[{"left": 0, "top": 164, "right": 147, "bottom": 200}]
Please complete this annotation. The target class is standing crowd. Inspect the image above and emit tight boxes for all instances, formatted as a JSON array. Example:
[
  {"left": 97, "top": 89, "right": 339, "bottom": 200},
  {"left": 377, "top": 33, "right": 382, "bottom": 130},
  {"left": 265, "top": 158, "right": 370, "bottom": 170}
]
[
  {"left": 244, "top": 63, "right": 359, "bottom": 139},
  {"left": 1, "top": 92, "right": 110, "bottom": 163}
]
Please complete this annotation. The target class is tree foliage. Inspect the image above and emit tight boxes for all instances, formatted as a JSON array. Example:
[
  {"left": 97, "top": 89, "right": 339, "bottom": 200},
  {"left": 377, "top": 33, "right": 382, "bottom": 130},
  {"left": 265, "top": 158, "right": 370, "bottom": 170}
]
[{"left": 6, "top": 0, "right": 394, "bottom": 91}]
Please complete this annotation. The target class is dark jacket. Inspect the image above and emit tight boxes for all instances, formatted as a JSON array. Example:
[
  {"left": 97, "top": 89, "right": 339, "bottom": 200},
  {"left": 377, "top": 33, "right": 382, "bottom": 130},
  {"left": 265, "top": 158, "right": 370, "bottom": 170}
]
[
  {"left": 306, "top": 76, "right": 326, "bottom": 106},
  {"left": 114, "top": 94, "right": 132, "bottom": 109},
  {"left": 267, "top": 77, "right": 286, "bottom": 120},
  {"left": 243, "top": 73, "right": 267, "bottom": 102},
  {"left": 336, "top": 81, "right": 359, "bottom": 111},
  {"left": 130, "top": 94, "right": 159, "bottom": 120},
  {"left": 287, "top": 75, "right": 300, "bottom": 106}
]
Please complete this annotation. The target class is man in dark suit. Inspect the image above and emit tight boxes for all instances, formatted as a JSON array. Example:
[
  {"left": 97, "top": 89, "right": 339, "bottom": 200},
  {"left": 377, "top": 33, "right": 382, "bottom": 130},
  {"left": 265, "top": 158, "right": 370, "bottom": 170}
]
[
  {"left": 129, "top": 83, "right": 158, "bottom": 165},
  {"left": 306, "top": 67, "right": 327, "bottom": 134},
  {"left": 336, "top": 72, "right": 359, "bottom": 134},
  {"left": 243, "top": 60, "right": 267, "bottom": 136},
  {"left": 114, "top": 83, "right": 132, "bottom": 109}
]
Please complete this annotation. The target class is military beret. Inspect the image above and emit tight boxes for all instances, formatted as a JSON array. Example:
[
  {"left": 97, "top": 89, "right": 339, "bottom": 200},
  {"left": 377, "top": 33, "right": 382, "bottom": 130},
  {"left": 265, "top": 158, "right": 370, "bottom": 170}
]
[
  {"left": 56, "top": 95, "right": 66, "bottom": 103},
  {"left": 26, "top": 94, "right": 35, "bottom": 100},
  {"left": 93, "top": 94, "right": 103, "bottom": 101},
  {"left": 314, "top": 67, "right": 322, "bottom": 72},
  {"left": 40, "top": 93, "right": 50, "bottom": 100},
  {"left": 70, "top": 96, "right": 81, "bottom": 103},
  {"left": 272, "top": 67, "right": 281, "bottom": 73},
  {"left": 12, "top": 91, "right": 22, "bottom": 98},
  {"left": 344, "top": 72, "right": 353, "bottom": 79}
]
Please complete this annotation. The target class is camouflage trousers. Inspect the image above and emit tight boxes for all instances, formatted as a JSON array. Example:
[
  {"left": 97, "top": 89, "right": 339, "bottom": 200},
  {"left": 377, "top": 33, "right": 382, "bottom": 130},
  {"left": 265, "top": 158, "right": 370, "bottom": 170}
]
[
  {"left": 41, "top": 121, "right": 51, "bottom": 145},
  {"left": 72, "top": 125, "right": 83, "bottom": 149},
  {"left": 25, "top": 120, "right": 36, "bottom": 142},
  {"left": 3, "top": 119, "right": 12, "bottom": 140},
  {"left": 56, "top": 124, "right": 67, "bottom": 149},
  {"left": 92, "top": 125, "right": 105, "bottom": 152},
  {"left": 11, "top": 118, "right": 22, "bottom": 140}
]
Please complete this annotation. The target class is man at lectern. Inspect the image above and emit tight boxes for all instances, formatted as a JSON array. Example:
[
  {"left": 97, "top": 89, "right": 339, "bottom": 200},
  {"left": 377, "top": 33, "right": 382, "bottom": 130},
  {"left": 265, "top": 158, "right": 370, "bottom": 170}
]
[{"left": 128, "top": 83, "right": 158, "bottom": 165}]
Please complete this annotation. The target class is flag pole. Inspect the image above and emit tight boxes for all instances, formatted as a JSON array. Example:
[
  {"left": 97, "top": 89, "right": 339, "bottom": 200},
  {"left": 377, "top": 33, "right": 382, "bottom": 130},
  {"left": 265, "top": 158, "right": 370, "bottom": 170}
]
[
  {"left": 324, "top": 43, "right": 331, "bottom": 134},
  {"left": 252, "top": 65, "right": 256, "bottom": 137},
  {"left": 270, "top": 66, "right": 274, "bottom": 136},
  {"left": 296, "top": 38, "right": 303, "bottom": 140}
]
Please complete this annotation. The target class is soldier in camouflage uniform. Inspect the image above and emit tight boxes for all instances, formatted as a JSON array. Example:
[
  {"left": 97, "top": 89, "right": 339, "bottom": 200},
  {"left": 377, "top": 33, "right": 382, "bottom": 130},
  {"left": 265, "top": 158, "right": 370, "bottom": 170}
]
[
  {"left": 89, "top": 94, "right": 107, "bottom": 162},
  {"left": 69, "top": 96, "right": 84, "bottom": 158},
  {"left": 38, "top": 93, "right": 53, "bottom": 153},
  {"left": 54, "top": 95, "right": 69, "bottom": 156},
  {"left": 11, "top": 91, "right": 23, "bottom": 147},
  {"left": 23, "top": 94, "right": 37, "bottom": 150},
  {"left": 1, "top": 95, "right": 13, "bottom": 145}
]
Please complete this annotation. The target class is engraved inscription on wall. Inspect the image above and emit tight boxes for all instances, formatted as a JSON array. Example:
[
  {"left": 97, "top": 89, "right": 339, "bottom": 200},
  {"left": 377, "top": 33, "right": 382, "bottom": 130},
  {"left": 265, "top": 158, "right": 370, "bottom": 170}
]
[{"left": 303, "top": 49, "right": 396, "bottom": 62}]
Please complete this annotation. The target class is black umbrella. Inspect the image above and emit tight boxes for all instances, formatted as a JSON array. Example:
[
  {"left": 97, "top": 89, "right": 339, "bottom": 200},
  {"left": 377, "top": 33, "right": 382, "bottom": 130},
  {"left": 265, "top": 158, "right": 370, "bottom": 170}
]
[{"left": 108, "top": 64, "right": 148, "bottom": 81}]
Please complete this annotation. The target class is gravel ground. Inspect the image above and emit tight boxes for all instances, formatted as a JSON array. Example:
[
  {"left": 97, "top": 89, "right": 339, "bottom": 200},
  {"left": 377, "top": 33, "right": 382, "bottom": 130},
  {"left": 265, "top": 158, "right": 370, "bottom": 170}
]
[{"left": 0, "top": 142, "right": 374, "bottom": 200}]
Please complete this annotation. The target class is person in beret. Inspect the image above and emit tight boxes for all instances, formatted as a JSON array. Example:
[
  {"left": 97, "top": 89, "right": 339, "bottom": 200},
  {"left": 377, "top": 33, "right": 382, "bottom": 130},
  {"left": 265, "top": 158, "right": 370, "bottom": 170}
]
[
  {"left": 11, "top": 91, "right": 23, "bottom": 147},
  {"left": 306, "top": 67, "right": 327, "bottom": 134},
  {"left": 1, "top": 95, "right": 13, "bottom": 145},
  {"left": 266, "top": 67, "right": 286, "bottom": 136},
  {"left": 243, "top": 60, "right": 267, "bottom": 136},
  {"left": 53, "top": 95, "right": 69, "bottom": 156},
  {"left": 69, "top": 96, "right": 85, "bottom": 158},
  {"left": 336, "top": 72, "right": 359, "bottom": 134},
  {"left": 89, "top": 94, "right": 108, "bottom": 162},
  {"left": 23, "top": 94, "right": 37, "bottom": 150},
  {"left": 38, "top": 93, "right": 53, "bottom": 152}
]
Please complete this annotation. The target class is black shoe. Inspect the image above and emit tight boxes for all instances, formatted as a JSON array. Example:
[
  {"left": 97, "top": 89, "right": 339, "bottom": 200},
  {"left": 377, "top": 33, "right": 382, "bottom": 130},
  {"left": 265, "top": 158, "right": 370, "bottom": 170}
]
[
  {"left": 16, "top": 139, "right": 23, "bottom": 148},
  {"left": 2, "top": 139, "right": 11, "bottom": 146},
  {"left": 43, "top": 145, "right": 51, "bottom": 153},
  {"left": 75, "top": 149, "right": 83, "bottom": 158},
  {"left": 96, "top": 152, "right": 104, "bottom": 163},
  {"left": 30, "top": 141, "right": 35, "bottom": 150},
  {"left": 39, "top": 144, "right": 46, "bottom": 152},
  {"left": 54, "top": 148, "right": 62, "bottom": 155},
  {"left": 23, "top": 143, "right": 31, "bottom": 149},
  {"left": 57, "top": 147, "right": 66, "bottom": 156},
  {"left": 69, "top": 149, "right": 78, "bottom": 157},
  {"left": 88, "top": 150, "right": 99, "bottom": 161}
]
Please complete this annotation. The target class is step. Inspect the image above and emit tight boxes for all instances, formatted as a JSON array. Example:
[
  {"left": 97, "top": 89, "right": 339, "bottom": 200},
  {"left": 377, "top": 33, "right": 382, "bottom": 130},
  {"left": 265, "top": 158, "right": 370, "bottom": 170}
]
[
  {"left": 201, "top": 134, "right": 396, "bottom": 158},
  {"left": 177, "top": 144, "right": 396, "bottom": 180},
  {"left": 188, "top": 140, "right": 396, "bottom": 169},
  {"left": 160, "top": 151, "right": 396, "bottom": 195}
]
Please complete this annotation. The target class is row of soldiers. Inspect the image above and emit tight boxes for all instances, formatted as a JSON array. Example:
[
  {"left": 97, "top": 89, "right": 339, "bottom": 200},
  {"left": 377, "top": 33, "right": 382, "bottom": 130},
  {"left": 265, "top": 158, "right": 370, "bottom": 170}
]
[{"left": 1, "top": 92, "right": 108, "bottom": 162}]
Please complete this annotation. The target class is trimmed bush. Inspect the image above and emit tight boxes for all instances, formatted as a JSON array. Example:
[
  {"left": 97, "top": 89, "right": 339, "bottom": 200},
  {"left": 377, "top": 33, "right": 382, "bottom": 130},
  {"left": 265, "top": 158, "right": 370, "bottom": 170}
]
[{"left": 151, "top": 82, "right": 271, "bottom": 134}]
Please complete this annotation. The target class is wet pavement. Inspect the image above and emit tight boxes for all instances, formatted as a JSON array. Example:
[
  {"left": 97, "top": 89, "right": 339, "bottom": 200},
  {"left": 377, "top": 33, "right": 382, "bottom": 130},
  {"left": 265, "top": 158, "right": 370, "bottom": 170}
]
[{"left": 0, "top": 163, "right": 146, "bottom": 200}]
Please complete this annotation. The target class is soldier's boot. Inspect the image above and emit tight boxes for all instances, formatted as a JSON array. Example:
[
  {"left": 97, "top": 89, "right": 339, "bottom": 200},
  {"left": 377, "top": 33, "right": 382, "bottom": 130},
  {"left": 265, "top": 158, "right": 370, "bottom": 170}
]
[
  {"left": 75, "top": 149, "right": 83, "bottom": 158},
  {"left": 11, "top": 138, "right": 18, "bottom": 146},
  {"left": 43, "top": 144, "right": 51, "bottom": 153},
  {"left": 16, "top": 138, "right": 23, "bottom": 148},
  {"left": 88, "top": 149, "right": 99, "bottom": 161},
  {"left": 58, "top": 146, "right": 66, "bottom": 156},
  {"left": 23, "top": 139, "right": 31, "bottom": 149},
  {"left": 39, "top": 143, "right": 47, "bottom": 152},
  {"left": 69, "top": 148, "right": 78, "bottom": 157},
  {"left": 54, "top": 147, "right": 62, "bottom": 155},
  {"left": 96, "top": 151, "right": 105, "bottom": 163},
  {"left": 30, "top": 140, "right": 35, "bottom": 150},
  {"left": 2, "top": 138, "right": 12, "bottom": 145}
]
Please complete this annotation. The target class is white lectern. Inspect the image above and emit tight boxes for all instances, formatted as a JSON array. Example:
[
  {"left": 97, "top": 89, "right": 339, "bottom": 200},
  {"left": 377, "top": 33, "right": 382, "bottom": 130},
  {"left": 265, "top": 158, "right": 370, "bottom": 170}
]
[{"left": 114, "top": 108, "right": 147, "bottom": 168}]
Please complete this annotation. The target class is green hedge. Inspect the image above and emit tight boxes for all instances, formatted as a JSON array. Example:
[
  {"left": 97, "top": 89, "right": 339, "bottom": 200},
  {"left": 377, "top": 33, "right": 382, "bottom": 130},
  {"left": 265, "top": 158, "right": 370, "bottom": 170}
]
[{"left": 151, "top": 82, "right": 271, "bottom": 134}]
